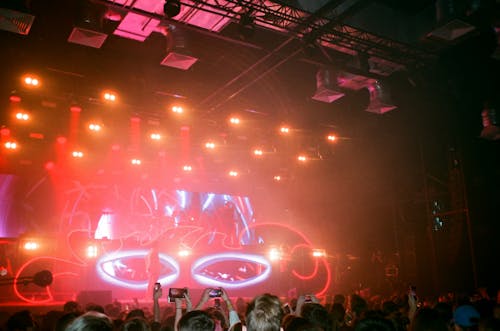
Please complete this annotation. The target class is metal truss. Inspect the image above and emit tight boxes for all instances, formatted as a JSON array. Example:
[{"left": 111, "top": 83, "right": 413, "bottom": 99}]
[{"left": 185, "top": 0, "right": 436, "bottom": 68}]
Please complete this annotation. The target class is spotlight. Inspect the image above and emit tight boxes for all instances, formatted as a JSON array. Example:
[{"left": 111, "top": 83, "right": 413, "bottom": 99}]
[
  {"left": 205, "top": 141, "right": 215, "bottom": 149},
  {"left": 327, "top": 134, "right": 337, "bottom": 142},
  {"left": 183, "top": 165, "right": 192, "bottom": 172},
  {"left": 150, "top": 133, "right": 161, "bottom": 140},
  {"left": 280, "top": 126, "right": 290, "bottom": 134},
  {"left": 297, "top": 155, "right": 307, "bottom": 162},
  {"left": 131, "top": 159, "right": 142, "bottom": 165},
  {"left": 164, "top": 0, "right": 181, "bottom": 18},
  {"left": 229, "top": 117, "right": 241, "bottom": 125}
]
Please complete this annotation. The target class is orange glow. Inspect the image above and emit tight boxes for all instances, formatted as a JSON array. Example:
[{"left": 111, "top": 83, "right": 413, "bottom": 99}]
[
  {"left": 88, "top": 123, "right": 102, "bottom": 131},
  {"left": 23, "top": 241, "right": 40, "bottom": 251},
  {"left": 312, "top": 249, "right": 327, "bottom": 258},
  {"left": 297, "top": 155, "right": 307, "bottom": 162},
  {"left": 172, "top": 105, "right": 183, "bottom": 114},
  {"left": 70, "top": 105, "right": 82, "bottom": 113},
  {"left": 205, "top": 141, "right": 215, "bottom": 149},
  {"left": 253, "top": 149, "right": 263, "bottom": 156},
  {"left": 131, "top": 159, "right": 141, "bottom": 165},
  {"left": 273, "top": 175, "right": 281, "bottom": 181},
  {"left": 56, "top": 136, "right": 67, "bottom": 144},
  {"left": 102, "top": 91, "right": 117, "bottom": 102},
  {"left": 280, "top": 126, "right": 290, "bottom": 134},
  {"left": 72, "top": 151, "right": 84, "bottom": 158},
  {"left": 150, "top": 133, "right": 161, "bottom": 140},
  {"left": 22, "top": 75, "right": 41, "bottom": 87},
  {"left": 229, "top": 117, "right": 241, "bottom": 125},
  {"left": 4, "top": 141, "right": 18, "bottom": 150},
  {"left": 15, "top": 112, "right": 30, "bottom": 121},
  {"left": 327, "top": 134, "right": 337, "bottom": 142},
  {"left": 228, "top": 170, "right": 238, "bottom": 177}
]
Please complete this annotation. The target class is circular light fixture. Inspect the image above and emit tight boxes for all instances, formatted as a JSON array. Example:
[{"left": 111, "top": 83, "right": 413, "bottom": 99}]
[{"left": 164, "top": 0, "right": 181, "bottom": 18}]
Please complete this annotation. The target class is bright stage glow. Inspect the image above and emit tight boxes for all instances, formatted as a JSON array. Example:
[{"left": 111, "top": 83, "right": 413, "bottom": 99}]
[
  {"left": 268, "top": 247, "right": 282, "bottom": 261},
  {"left": 172, "top": 106, "right": 183, "bottom": 114},
  {"left": 23, "top": 75, "right": 40, "bottom": 87},
  {"left": 183, "top": 165, "right": 192, "bottom": 172},
  {"left": 89, "top": 123, "right": 102, "bottom": 131},
  {"left": 72, "top": 151, "right": 84, "bottom": 158},
  {"left": 103, "top": 91, "right": 117, "bottom": 102},
  {"left": 86, "top": 244, "right": 99, "bottom": 258},
  {"left": 4, "top": 141, "right": 18, "bottom": 150},
  {"left": 297, "top": 155, "right": 307, "bottom": 162},
  {"left": 273, "top": 175, "right": 281, "bottom": 182},
  {"left": 178, "top": 248, "right": 191, "bottom": 257},
  {"left": 205, "top": 141, "right": 215, "bottom": 149},
  {"left": 191, "top": 253, "right": 272, "bottom": 289},
  {"left": 96, "top": 250, "right": 180, "bottom": 289},
  {"left": 15, "top": 112, "right": 30, "bottom": 121},
  {"left": 327, "top": 134, "right": 337, "bottom": 142},
  {"left": 312, "top": 249, "right": 326, "bottom": 258},
  {"left": 150, "top": 133, "right": 161, "bottom": 140},
  {"left": 228, "top": 170, "right": 238, "bottom": 177},
  {"left": 23, "top": 241, "right": 40, "bottom": 251},
  {"left": 253, "top": 149, "right": 263, "bottom": 156},
  {"left": 131, "top": 159, "right": 142, "bottom": 165},
  {"left": 70, "top": 105, "right": 82, "bottom": 113},
  {"left": 280, "top": 126, "right": 290, "bottom": 134},
  {"left": 57, "top": 136, "right": 67, "bottom": 144},
  {"left": 229, "top": 117, "right": 241, "bottom": 125}
]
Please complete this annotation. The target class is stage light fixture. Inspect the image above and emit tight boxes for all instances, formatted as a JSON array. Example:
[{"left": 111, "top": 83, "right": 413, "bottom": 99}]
[
  {"left": 205, "top": 141, "right": 215, "bottom": 149},
  {"left": 164, "top": 0, "right": 181, "bottom": 18},
  {"left": 268, "top": 247, "right": 282, "bottom": 261},
  {"left": 23, "top": 241, "right": 40, "bottom": 251},
  {"left": 253, "top": 149, "right": 263, "bottom": 156},
  {"left": 327, "top": 134, "right": 337, "bottom": 142},
  {"left": 229, "top": 117, "right": 241, "bottom": 125},
  {"left": 72, "top": 151, "right": 84, "bottom": 158},
  {"left": 15, "top": 112, "right": 30, "bottom": 121},
  {"left": 9, "top": 95, "right": 21, "bottom": 103},
  {"left": 183, "top": 165, "right": 192, "bottom": 172},
  {"left": 102, "top": 91, "right": 117, "bottom": 102},
  {"left": 89, "top": 123, "right": 102, "bottom": 132},
  {"left": 172, "top": 105, "right": 183, "bottom": 114},
  {"left": 297, "top": 155, "right": 307, "bottom": 162},
  {"left": 280, "top": 126, "right": 290, "bottom": 134},
  {"left": 86, "top": 244, "right": 99, "bottom": 258},
  {"left": 150, "top": 133, "right": 161, "bottom": 140},
  {"left": 4, "top": 141, "right": 18, "bottom": 150},
  {"left": 273, "top": 175, "right": 282, "bottom": 182},
  {"left": 228, "top": 170, "right": 238, "bottom": 177},
  {"left": 22, "top": 75, "right": 40, "bottom": 87},
  {"left": 312, "top": 249, "right": 326, "bottom": 258},
  {"left": 178, "top": 248, "right": 191, "bottom": 257},
  {"left": 131, "top": 159, "right": 142, "bottom": 165}
]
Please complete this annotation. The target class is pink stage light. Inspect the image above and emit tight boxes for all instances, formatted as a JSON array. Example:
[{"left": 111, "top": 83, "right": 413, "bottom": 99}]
[
  {"left": 183, "top": 165, "right": 192, "bottom": 172},
  {"left": 268, "top": 247, "right": 282, "bottom": 261},
  {"left": 312, "top": 249, "right": 326, "bottom": 258},
  {"left": 205, "top": 141, "right": 215, "bottom": 149},
  {"left": 23, "top": 241, "right": 40, "bottom": 251},
  {"left": 56, "top": 136, "right": 67, "bottom": 144},
  {"left": 9, "top": 95, "right": 21, "bottom": 103},
  {"left": 228, "top": 170, "right": 238, "bottom": 177},
  {"left": 297, "top": 155, "right": 307, "bottom": 162},
  {"left": 131, "top": 159, "right": 142, "bottom": 165},
  {"left": 178, "top": 248, "right": 191, "bottom": 257}
]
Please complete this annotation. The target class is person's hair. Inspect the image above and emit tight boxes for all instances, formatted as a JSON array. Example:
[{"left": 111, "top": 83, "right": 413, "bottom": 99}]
[
  {"left": 354, "top": 316, "right": 395, "bottom": 331},
  {"left": 126, "top": 310, "right": 146, "bottom": 321},
  {"left": 55, "top": 313, "right": 79, "bottom": 331},
  {"left": 300, "top": 303, "right": 332, "bottom": 331},
  {"left": 246, "top": 293, "right": 283, "bottom": 331},
  {"left": 64, "top": 302, "right": 82, "bottom": 314},
  {"left": 283, "top": 316, "right": 322, "bottom": 331},
  {"left": 178, "top": 311, "right": 215, "bottom": 331},
  {"left": 6, "top": 310, "right": 35, "bottom": 331},
  {"left": 121, "top": 317, "right": 151, "bottom": 331},
  {"left": 65, "top": 312, "right": 113, "bottom": 331},
  {"left": 409, "top": 308, "right": 448, "bottom": 331}
]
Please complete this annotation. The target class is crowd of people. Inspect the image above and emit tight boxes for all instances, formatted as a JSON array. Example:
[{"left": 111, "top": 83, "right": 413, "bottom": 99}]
[{"left": 1, "top": 286, "right": 499, "bottom": 331}]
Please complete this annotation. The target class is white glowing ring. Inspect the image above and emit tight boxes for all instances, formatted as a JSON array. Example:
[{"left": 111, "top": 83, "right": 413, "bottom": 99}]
[{"left": 191, "top": 253, "right": 271, "bottom": 289}]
